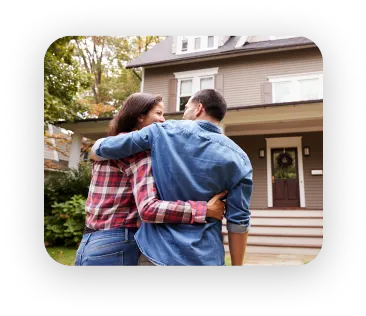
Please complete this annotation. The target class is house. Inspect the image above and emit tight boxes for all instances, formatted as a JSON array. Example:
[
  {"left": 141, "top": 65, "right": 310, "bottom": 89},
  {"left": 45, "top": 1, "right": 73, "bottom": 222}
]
[
  {"left": 57, "top": 36, "right": 323, "bottom": 257},
  {"left": 44, "top": 124, "right": 90, "bottom": 179}
]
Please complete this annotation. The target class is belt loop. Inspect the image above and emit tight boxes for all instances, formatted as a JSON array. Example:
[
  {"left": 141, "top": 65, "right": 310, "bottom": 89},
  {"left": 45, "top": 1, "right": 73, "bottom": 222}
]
[{"left": 125, "top": 227, "right": 129, "bottom": 241}]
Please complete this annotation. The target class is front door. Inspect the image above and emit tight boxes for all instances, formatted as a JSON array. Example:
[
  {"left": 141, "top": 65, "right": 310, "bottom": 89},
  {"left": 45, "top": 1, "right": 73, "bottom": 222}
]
[{"left": 271, "top": 148, "right": 300, "bottom": 207}]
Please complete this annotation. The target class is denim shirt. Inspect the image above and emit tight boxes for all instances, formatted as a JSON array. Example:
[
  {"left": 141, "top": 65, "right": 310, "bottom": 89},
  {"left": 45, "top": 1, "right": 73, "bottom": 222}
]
[{"left": 95, "top": 120, "right": 253, "bottom": 265}]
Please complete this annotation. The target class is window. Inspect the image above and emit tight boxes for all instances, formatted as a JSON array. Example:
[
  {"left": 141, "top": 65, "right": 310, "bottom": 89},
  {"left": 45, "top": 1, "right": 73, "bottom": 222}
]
[
  {"left": 268, "top": 72, "right": 323, "bottom": 103},
  {"left": 177, "top": 36, "right": 218, "bottom": 54},
  {"left": 179, "top": 79, "right": 193, "bottom": 110},
  {"left": 208, "top": 36, "right": 214, "bottom": 48},
  {"left": 181, "top": 37, "right": 188, "bottom": 52},
  {"left": 194, "top": 37, "right": 201, "bottom": 50},
  {"left": 174, "top": 68, "right": 218, "bottom": 111}
]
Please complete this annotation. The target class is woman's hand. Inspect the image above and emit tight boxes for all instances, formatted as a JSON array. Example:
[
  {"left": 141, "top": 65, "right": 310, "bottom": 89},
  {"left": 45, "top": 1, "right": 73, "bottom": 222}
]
[{"left": 206, "top": 190, "right": 228, "bottom": 221}]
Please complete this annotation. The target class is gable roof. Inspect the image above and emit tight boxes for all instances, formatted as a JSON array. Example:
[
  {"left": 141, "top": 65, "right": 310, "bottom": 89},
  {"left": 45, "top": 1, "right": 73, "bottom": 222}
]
[{"left": 126, "top": 36, "right": 315, "bottom": 69}]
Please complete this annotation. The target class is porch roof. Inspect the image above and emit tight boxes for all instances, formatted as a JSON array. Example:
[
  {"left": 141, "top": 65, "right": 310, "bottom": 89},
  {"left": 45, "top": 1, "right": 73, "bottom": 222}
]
[{"left": 56, "top": 99, "right": 323, "bottom": 140}]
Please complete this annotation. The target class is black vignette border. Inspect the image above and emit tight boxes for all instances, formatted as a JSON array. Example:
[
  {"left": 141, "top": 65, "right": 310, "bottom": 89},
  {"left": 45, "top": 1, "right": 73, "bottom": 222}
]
[{"left": 5, "top": 5, "right": 361, "bottom": 312}]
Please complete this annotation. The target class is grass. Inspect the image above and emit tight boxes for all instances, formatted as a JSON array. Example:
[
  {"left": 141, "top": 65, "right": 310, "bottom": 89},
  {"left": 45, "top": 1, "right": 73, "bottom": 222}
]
[
  {"left": 225, "top": 255, "right": 232, "bottom": 266},
  {"left": 46, "top": 246, "right": 233, "bottom": 266},
  {"left": 46, "top": 247, "right": 77, "bottom": 266}
]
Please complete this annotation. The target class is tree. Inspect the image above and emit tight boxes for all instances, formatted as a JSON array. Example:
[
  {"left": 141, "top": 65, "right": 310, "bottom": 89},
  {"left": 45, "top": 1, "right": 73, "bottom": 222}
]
[
  {"left": 74, "top": 36, "right": 165, "bottom": 117},
  {"left": 44, "top": 36, "right": 89, "bottom": 126}
]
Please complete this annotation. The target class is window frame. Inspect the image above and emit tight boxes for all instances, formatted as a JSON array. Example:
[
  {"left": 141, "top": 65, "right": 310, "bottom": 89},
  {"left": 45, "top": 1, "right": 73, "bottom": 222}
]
[
  {"left": 176, "top": 36, "right": 219, "bottom": 54},
  {"left": 268, "top": 72, "right": 323, "bottom": 103},
  {"left": 174, "top": 68, "right": 219, "bottom": 111}
]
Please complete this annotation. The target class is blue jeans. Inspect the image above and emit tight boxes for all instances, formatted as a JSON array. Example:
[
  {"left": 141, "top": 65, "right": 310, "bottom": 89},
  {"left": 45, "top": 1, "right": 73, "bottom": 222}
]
[{"left": 75, "top": 227, "right": 141, "bottom": 266}]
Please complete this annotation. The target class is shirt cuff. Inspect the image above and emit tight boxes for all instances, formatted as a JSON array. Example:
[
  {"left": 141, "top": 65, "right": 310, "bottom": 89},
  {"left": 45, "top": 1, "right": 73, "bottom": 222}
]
[
  {"left": 227, "top": 222, "right": 250, "bottom": 234},
  {"left": 92, "top": 138, "right": 108, "bottom": 160},
  {"left": 188, "top": 201, "right": 207, "bottom": 224}
]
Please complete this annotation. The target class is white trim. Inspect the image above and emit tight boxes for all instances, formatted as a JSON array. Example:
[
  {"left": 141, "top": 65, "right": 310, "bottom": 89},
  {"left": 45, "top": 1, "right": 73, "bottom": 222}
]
[
  {"left": 225, "top": 126, "right": 323, "bottom": 136},
  {"left": 235, "top": 36, "right": 248, "bottom": 48},
  {"left": 174, "top": 68, "right": 218, "bottom": 79},
  {"left": 140, "top": 68, "right": 144, "bottom": 92},
  {"left": 265, "top": 137, "right": 306, "bottom": 208},
  {"left": 174, "top": 68, "right": 218, "bottom": 111},
  {"left": 176, "top": 36, "right": 219, "bottom": 54},
  {"left": 270, "top": 36, "right": 297, "bottom": 40},
  {"left": 268, "top": 72, "right": 323, "bottom": 103},
  {"left": 268, "top": 72, "right": 323, "bottom": 82}
]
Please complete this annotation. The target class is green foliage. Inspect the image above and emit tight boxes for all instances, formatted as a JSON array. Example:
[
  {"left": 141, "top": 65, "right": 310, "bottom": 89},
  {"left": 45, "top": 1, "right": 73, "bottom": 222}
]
[
  {"left": 44, "top": 162, "right": 92, "bottom": 214},
  {"left": 44, "top": 36, "right": 90, "bottom": 126},
  {"left": 44, "top": 162, "right": 91, "bottom": 245},
  {"left": 45, "top": 195, "right": 86, "bottom": 246}
]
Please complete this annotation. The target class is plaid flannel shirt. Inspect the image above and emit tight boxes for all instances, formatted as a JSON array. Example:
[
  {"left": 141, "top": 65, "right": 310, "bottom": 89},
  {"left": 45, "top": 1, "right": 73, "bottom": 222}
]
[{"left": 85, "top": 150, "right": 207, "bottom": 230}]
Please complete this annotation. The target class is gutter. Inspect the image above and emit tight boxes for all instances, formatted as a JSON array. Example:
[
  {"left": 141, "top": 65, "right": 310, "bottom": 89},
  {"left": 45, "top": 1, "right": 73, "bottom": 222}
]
[
  {"left": 126, "top": 43, "right": 317, "bottom": 69},
  {"left": 56, "top": 99, "right": 323, "bottom": 126}
]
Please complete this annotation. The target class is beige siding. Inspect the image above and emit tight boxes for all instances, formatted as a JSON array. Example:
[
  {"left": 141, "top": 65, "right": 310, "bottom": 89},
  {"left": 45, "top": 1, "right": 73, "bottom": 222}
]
[
  {"left": 143, "top": 48, "right": 323, "bottom": 110},
  {"left": 230, "top": 135, "right": 268, "bottom": 209},
  {"left": 229, "top": 132, "right": 323, "bottom": 209},
  {"left": 143, "top": 71, "right": 172, "bottom": 112},
  {"left": 302, "top": 132, "right": 323, "bottom": 209}
]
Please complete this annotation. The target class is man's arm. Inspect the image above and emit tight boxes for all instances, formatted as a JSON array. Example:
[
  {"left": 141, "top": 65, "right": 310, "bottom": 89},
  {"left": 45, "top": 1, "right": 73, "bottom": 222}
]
[
  {"left": 225, "top": 169, "right": 253, "bottom": 266},
  {"left": 93, "top": 123, "right": 160, "bottom": 160},
  {"left": 128, "top": 154, "right": 226, "bottom": 223}
]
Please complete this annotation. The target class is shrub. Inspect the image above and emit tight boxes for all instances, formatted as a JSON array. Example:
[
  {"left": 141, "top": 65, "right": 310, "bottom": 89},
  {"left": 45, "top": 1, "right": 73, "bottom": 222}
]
[
  {"left": 44, "top": 162, "right": 92, "bottom": 245},
  {"left": 45, "top": 194, "right": 86, "bottom": 246},
  {"left": 44, "top": 162, "right": 92, "bottom": 216}
]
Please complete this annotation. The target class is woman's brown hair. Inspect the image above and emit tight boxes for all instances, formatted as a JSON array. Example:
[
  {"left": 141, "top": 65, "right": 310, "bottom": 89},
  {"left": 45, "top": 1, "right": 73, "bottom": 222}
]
[{"left": 108, "top": 93, "right": 162, "bottom": 136}]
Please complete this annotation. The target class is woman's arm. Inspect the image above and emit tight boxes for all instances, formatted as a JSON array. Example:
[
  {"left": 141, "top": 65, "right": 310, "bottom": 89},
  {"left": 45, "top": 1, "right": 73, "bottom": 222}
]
[{"left": 128, "top": 153, "right": 226, "bottom": 224}]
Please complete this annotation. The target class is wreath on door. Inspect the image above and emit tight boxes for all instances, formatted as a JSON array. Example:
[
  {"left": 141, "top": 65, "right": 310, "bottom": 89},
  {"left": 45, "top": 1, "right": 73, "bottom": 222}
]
[{"left": 276, "top": 152, "right": 293, "bottom": 168}]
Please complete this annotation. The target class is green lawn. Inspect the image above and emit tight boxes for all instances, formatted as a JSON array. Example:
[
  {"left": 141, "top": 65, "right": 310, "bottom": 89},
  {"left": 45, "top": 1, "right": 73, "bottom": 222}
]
[
  {"left": 224, "top": 255, "right": 232, "bottom": 266},
  {"left": 46, "top": 246, "right": 232, "bottom": 266},
  {"left": 46, "top": 247, "right": 77, "bottom": 266}
]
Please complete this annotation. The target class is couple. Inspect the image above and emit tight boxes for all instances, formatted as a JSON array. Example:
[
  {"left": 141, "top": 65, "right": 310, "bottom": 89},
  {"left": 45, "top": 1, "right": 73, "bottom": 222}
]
[{"left": 75, "top": 89, "right": 253, "bottom": 266}]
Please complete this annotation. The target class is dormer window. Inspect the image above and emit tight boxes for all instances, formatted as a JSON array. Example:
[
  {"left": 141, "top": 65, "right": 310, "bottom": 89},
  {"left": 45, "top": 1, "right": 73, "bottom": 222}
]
[
  {"left": 181, "top": 37, "right": 188, "bottom": 52},
  {"left": 177, "top": 36, "right": 219, "bottom": 54}
]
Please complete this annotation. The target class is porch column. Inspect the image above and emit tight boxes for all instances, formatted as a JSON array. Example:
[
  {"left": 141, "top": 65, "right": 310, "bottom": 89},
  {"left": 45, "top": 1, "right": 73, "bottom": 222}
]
[
  {"left": 219, "top": 123, "right": 226, "bottom": 135},
  {"left": 68, "top": 132, "right": 82, "bottom": 169}
]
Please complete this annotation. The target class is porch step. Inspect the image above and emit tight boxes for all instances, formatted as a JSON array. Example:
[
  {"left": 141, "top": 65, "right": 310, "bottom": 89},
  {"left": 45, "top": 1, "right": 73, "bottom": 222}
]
[
  {"left": 241, "top": 226, "right": 323, "bottom": 237},
  {"left": 250, "top": 210, "right": 323, "bottom": 218},
  {"left": 222, "top": 218, "right": 323, "bottom": 231},
  {"left": 223, "top": 234, "right": 322, "bottom": 247},
  {"left": 224, "top": 244, "right": 321, "bottom": 256}
]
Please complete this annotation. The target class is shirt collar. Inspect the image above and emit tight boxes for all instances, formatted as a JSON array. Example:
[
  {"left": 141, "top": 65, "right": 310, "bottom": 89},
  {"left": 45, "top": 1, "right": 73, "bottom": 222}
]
[{"left": 196, "top": 120, "right": 222, "bottom": 134}]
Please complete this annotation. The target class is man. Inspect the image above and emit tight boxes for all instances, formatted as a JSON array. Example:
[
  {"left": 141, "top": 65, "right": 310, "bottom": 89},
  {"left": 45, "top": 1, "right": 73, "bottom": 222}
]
[{"left": 92, "top": 89, "right": 253, "bottom": 265}]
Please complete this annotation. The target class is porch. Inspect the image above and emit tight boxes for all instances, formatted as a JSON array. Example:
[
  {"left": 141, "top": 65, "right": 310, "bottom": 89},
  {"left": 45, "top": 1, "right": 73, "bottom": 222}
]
[{"left": 223, "top": 209, "right": 323, "bottom": 258}]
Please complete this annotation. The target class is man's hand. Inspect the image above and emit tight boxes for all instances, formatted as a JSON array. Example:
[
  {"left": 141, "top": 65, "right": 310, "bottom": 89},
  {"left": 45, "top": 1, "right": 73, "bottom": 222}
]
[{"left": 206, "top": 190, "right": 228, "bottom": 220}]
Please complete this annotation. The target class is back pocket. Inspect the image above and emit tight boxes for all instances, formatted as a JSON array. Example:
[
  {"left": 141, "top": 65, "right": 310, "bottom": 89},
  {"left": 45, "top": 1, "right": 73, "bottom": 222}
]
[{"left": 84, "top": 251, "right": 124, "bottom": 266}]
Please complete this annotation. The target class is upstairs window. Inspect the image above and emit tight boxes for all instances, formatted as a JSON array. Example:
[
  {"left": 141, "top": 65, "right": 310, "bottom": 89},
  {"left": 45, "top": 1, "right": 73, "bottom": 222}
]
[
  {"left": 177, "top": 36, "right": 218, "bottom": 54},
  {"left": 268, "top": 72, "right": 323, "bottom": 103},
  {"left": 174, "top": 68, "right": 218, "bottom": 111}
]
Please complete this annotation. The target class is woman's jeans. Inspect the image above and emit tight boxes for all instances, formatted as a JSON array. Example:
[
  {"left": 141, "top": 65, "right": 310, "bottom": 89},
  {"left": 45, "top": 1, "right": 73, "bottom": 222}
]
[{"left": 75, "top": 227, "right": 141, "bottom": 266}]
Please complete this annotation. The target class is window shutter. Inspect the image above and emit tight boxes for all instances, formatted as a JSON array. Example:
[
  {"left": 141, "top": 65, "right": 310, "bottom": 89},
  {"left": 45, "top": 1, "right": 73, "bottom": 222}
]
[
  {"left": 168, "top": 79, "right": 178, "bottom": 112},
  {"left": 262, "top": 82, "right": 273, "bottom": 104},
  {"left": 172, "top": 36, "right": 177, "bottom": 54},
  {"left": 214, "top": 73, "right": 224, "bottom": 95}
]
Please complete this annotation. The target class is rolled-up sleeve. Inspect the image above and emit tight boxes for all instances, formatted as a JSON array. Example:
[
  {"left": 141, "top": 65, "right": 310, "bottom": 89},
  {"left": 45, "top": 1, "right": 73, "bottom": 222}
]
[
  {"left": 95, "top": 123, "right": 161, "bottom": 159},
  {"left": 225, "top": 169, "right": 253, "bottom": 234}
]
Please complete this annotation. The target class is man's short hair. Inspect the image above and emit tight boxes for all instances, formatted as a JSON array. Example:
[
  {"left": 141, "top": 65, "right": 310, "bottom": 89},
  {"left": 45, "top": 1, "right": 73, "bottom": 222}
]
[{"left": 191, "top": 89, "right": 227, "bottom": 121}]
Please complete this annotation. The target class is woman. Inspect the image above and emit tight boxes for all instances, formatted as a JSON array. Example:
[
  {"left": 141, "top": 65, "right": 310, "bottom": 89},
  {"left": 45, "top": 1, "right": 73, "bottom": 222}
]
[{"left": 75, "top": 93, "right": 226, "bottom": 266}]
